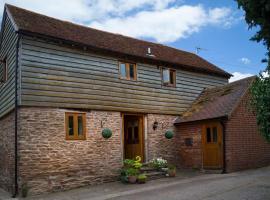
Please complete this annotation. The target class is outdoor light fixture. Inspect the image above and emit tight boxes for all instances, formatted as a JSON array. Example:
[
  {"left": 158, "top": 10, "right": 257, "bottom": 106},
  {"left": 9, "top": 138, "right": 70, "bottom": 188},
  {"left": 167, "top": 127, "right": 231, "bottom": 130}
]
[{"left": 153, "top": 121, "right": 158, "bottom": 130}]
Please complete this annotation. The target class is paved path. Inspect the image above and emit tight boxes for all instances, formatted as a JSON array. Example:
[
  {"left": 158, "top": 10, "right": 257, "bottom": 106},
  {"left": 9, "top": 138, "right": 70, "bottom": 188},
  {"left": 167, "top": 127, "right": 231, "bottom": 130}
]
[{"left": 1, "top": 166, "right": 269, "bottom": 200}]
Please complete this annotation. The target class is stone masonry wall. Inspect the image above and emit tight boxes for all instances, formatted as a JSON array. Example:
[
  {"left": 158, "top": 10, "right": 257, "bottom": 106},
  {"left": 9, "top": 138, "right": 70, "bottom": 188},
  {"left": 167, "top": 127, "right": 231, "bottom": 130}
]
[
  {"left": 146, "top": 114, "right": 178, "bottom": 165},
  {"left": 175, "top": 122, "right": 202, "bottom": 169},
  {"left": 0, "top": 111, "right": 15, "bottom": 193},
  {"left": 225, "top": 92, "right": 270, "bottom": 172},
  {"left": 18, "top": 107, "right": 122, "bottom": 195}
]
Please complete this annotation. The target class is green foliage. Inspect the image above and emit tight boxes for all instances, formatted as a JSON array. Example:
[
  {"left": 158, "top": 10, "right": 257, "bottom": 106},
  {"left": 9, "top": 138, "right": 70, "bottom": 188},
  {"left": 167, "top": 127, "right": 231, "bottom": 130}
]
[
  {"left": 121, "top": 156, "right": 142, "bottom": 183},
  {"left": 137, "top": 174, "right": 147, "bottom": 180},
  {"left": 21, "top": 183, "right": 29, "bottom": 198},
  {"left": 102, "top": 128, "right": 112, "bottom": 139},
  {"left": 123, "top": 156, "right": 142, "bottom": 169},
  {"left": 250, "top": 75, "right": 270, "bottom": 142},
  {"left": 120, "top": 175, "right": 128, "bottom": 183},
  {"left": 150, "top": 157, "right": 168, "bottom": 169},
  {"left": 123, "top": 159, "right": 135, "bottom": 168},
  {"left": 236, "top": 0, "right": 270, "bottom": 141},
  {"left": 236, "top": 0, "right": 270, "bottom": 70},
  {"left": 126, "top": 168, "right": 139, "bottom": 176},
  {"left": 137, "top": 174, "right": 147, "bottom": 183},
  {"left": 168, "top": 164, "right": 176, "bottom": 170}
]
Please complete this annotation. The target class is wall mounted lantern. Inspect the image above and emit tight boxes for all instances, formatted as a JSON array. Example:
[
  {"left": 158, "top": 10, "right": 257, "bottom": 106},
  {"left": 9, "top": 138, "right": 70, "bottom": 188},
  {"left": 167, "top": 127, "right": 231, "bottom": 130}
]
[{"left": 153, "top": 121, "right": 158, "bottom": 130}]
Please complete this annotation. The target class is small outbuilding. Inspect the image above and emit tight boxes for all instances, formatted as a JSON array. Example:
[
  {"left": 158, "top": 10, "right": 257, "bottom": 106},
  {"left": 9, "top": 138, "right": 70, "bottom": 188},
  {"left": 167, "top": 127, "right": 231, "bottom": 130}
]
[{"left": 174, "top": 76, "right": 270, "bottom": 172}]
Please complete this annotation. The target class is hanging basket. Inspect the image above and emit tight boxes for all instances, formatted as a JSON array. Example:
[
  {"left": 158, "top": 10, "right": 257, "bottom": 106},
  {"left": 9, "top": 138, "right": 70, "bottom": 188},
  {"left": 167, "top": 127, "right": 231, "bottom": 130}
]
[
  {"left": 102, "top": 128, "right": 112, "bottom": 139},
  {"left": 165, "top": 130, "right": 174, "bottom": 139}
]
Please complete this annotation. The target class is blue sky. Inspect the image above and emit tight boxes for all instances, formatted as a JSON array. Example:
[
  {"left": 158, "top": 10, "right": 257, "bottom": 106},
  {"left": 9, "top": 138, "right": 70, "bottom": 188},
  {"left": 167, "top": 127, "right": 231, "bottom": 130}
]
[
  {"left": 177, "top": 0, "right": 266, "bottom": 80},
  {"left": 0, "top": 0, "right": 267, "bottom": 81}
]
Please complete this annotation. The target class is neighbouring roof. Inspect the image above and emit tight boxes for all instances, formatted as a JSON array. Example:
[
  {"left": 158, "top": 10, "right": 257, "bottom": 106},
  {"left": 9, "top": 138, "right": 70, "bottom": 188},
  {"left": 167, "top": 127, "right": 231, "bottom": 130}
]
[
  {"left": 174, "top": 76, "right": 256, "bottom": 124},
  {"left": 4, "top": 4, "right": 231, "bottom": 78}
]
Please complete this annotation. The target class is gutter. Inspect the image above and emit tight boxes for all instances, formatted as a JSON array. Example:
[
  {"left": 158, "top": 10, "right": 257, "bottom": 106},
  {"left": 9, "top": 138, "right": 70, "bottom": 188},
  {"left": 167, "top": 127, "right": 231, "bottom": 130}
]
[{"left": 12, "top": 33, "right": 21, "bottom": 198}]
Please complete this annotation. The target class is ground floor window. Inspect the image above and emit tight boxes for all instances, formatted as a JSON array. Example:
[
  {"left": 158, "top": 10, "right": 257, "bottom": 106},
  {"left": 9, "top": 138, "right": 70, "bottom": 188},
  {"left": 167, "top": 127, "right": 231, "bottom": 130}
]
[{"left": 65, "top": 112, "right": 86, "bottom": 140}]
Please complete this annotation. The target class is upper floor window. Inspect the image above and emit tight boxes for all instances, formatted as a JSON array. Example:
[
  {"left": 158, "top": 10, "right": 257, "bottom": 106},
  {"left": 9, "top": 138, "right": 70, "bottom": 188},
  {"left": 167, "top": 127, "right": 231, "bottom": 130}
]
[
  {"left": 119, "top": 62, "right": 137, "bottom": 80},
  {"left": 162, "top": 67, "right": 176, "bottom": 87},
  {"left": 0, "top": 57, "right": 8, "bottom": 83},
  {"left": 65, "top": 112, "right": 86, "bottom": 140}
]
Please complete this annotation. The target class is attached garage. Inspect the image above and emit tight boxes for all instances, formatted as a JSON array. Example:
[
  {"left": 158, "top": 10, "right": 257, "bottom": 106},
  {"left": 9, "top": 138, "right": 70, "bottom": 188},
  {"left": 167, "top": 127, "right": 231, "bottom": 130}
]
[{"left": 174, "top": 76, "right": 270, "bottom": 172}]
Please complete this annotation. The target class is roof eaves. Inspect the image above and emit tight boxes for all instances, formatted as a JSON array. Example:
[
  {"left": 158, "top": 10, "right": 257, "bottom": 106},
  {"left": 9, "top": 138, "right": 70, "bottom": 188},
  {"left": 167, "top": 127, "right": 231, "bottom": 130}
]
[
  {"left": 174, "top": 115, "right": 228, "bottom": 125},
  {"left": 5, "top": 4, "right": 19, "bottom": 32}
]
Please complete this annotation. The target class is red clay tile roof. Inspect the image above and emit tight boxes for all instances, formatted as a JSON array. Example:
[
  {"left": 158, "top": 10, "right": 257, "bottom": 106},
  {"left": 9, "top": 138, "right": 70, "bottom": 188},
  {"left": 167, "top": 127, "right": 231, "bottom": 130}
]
[
  {"left": 5, "top": 4, "right": 231, "bottom": 78},
  {"left": 174, "top": 76, "right": 256, "bottom": 124}
]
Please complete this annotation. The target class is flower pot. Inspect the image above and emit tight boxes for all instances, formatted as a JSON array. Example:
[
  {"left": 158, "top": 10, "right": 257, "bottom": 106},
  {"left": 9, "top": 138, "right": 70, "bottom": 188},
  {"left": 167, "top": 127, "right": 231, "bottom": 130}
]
[
  {"left": 168, "top": 169, "right": 176, "bottom": 177},
  {"left": 137, "top": 178, "right": 146, "bottom": 184},
  {"left": 128, "top": 176, "right": 137, "bottom": 184}
]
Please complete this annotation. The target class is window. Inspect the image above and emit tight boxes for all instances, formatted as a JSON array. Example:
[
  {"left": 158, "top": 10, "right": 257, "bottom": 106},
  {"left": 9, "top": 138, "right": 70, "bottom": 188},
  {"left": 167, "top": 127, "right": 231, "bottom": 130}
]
[
  {"left": 206, "top": 126, "right": 218, "bottom": 143},
  {"left": 206, "top": 127, "right": 211, "bottom": 143},
  {"left": 212, "top": 127, "right": 218, "bottom": 143},
  {"left": 0, "top": 57, "right": 8, "bottom": 83},
  {"left": 119, "top": 62, "right": 137, "bottom": 80},
  {"left": 65, "top": 113, "right": 86, "bottom": 140},
  {"left": 162, "top": 67, "right": 176, "bottom": 87}
]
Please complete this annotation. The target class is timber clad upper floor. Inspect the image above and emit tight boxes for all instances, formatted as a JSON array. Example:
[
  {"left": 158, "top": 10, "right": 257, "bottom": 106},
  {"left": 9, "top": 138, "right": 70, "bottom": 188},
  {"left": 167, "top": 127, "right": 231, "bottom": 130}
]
[{"left": 0, "top": 4, "right": 230, "bottom": 117}]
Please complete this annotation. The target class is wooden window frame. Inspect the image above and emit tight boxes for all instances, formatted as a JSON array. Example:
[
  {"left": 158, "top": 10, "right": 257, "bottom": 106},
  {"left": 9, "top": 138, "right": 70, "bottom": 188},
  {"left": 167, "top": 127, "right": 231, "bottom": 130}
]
[
  {"left": 118, "top": 61, "right": 137, "bottom": 81},
  {"left": 161, "top": 67, "right": 176, "bottom": 87},
  {"left": 0, "top": 57, "right": 8, "bottom": 83},
  {"left": 65, "top": 112, "right": 86, "bottom": 140}
]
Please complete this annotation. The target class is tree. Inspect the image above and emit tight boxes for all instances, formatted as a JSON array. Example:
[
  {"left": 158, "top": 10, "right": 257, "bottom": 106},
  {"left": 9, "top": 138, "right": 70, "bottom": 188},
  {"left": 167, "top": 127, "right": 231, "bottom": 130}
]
[{"left": 236, "top": 0, "right": 270, "bottom": 142}]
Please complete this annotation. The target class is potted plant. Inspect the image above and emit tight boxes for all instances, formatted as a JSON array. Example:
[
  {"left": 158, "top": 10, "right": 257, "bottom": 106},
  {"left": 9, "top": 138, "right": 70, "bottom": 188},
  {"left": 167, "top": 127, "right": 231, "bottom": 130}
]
[
  {"left": 21, "top": 183, "right": 29, "bottom": 198},
  {"left": 137, "top": 174, "right": 147, "bottom": 184},
  {"left": 120, "top": 168, "right": 128, "bottom": 184},
  {"left": 126, "top": 168, "right": 138, "bottom": 184},
  {"left": 167, "top": 164, "right": 176, "bottom": 177},
  {"left": 149, "top": 157, "right": 168, "bottom": 170}
]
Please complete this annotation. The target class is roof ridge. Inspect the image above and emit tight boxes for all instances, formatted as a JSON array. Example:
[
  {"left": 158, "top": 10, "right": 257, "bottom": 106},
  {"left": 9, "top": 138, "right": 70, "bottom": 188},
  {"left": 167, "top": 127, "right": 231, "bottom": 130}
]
[{"left": 5, "top": 4, "right": 195, "bottom": 55}]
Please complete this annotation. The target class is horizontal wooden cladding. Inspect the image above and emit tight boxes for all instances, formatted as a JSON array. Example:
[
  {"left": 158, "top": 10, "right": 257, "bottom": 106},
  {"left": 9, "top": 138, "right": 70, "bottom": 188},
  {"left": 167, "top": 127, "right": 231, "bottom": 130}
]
[
  {"left": 20, "top": 37, "right": 228, "bottom": 115},
  {"left": 21, "top": 39, "right": 227, "bottom": 86},
  {"left": 0, "top": 15, "right": 17, "bottom": 118}
]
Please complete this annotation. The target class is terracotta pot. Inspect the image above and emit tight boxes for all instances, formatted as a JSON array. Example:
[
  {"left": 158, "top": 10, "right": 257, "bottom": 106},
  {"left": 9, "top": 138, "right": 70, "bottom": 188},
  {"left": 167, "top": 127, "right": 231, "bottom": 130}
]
[
  {"left": 128, "top": 176, "right": 137, "bottom": 184},
  {"left": 137, "top": 178, "right": 146, "bottom": 184},
  {"left": 168, "top": 169, "right": 176, "bottom": 177}
]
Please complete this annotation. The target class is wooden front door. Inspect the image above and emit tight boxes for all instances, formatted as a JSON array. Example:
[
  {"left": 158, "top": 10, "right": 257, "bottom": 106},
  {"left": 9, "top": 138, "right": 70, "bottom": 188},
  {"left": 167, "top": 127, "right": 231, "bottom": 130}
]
[
  {"left": 124, "top": 115, "right": 144, "bottom": 161},
  {"left": 202, "top": 122, "right": 223, "bottom": 169}
]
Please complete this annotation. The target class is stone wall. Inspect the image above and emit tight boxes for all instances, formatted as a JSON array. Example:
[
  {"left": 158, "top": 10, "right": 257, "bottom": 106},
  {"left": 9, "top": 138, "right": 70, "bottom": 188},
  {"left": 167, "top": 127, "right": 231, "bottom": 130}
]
[
  {"left": 0, "top": 111, "right": 15, "bottom": 193},
  {"left": 146, "top": 114, "right": 178, "bottom": 165},
  {"left": 18, "top": 107, "right": 122, "bottom": 195},
  {"left": 4, "top": 107, "right": 181, "bottom": 196},
  {"left": 225, "top": 92, "right": 270, "bottom": 172},
  {"left": 175, "top": 122, "right": 202, "bottom": 169}
]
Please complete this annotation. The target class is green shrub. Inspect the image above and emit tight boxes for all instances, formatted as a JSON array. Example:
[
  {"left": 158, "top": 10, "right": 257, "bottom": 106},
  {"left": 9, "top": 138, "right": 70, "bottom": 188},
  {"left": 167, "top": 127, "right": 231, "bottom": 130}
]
[{"left": 126, "top": 168, "right": 139, "bottom": 176}]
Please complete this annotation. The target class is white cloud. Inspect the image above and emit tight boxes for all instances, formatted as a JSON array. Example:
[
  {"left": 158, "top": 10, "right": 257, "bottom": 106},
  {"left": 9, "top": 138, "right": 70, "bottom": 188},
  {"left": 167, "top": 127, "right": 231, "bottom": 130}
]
[
  {"left": 0, "top": 0, "right": 238, "bottom": 43},
  {"left": 91, "top": 5, "right": 234, "bottom": 43},
  {"left": 239, "top": 57, "right": 251, "bottom": 65},
  {"left": 0, "top": 0, "right": 176, "bottom": 23},
  {"left": 261, "top": 71, "right": 269, "bottom": 78},
  {"left": 229, "top": 72, "right": 253, "bottom": 82}
]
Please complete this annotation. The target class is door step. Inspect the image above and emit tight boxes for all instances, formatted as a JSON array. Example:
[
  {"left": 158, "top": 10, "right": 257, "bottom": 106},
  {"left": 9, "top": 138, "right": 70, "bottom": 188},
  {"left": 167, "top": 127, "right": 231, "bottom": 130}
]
[
  {"left": 201, "top": 169, "right": 223, "bottom": 174},
  {"left": 145, "top": 171, "right": 166, "bottom": 180},
  {"left": 140, "top": 166, "right": 167, "bottom": 180}
]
